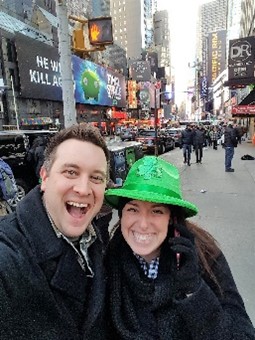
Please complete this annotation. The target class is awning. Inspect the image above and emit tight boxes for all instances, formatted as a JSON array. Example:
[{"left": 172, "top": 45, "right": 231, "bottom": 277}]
[
  {"left": 232, "top": 89, "right": 255, "bottom": 116},
  {"left": 232, "top": 105, "right": 255, "bottom": 116},
  {"left": 224, "top": 77, "right": 255, "bottom": 88}
]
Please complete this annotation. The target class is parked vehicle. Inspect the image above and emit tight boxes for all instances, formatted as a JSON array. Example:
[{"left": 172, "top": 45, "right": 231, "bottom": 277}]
[
  {"left": 119, "top": 128, "right": 136, "bottom": 141},
  {"left": 0, "top": 130, "right": 56, "bottom": 204},
  {"left": 165, "top": 128, "right": 183, "bottom": 147},
  {"left": 135, "top": 129, "right": 175, "bottom": 154}
]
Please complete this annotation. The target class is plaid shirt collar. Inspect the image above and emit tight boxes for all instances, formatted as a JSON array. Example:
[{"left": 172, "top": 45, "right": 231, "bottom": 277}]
[
  {"left": 134, "top": 253, "right": 160, "bottom": 279},
  {"left": 43, "top": 198, "right": 97, "bottom": 277}
]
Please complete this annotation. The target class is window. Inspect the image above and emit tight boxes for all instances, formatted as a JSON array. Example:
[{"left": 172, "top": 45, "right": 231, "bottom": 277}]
[{"left": 6, "top": 39, "right": 15, "bottom": 62}]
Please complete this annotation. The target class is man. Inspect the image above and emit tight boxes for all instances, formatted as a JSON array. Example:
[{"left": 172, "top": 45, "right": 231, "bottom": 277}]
[
  {"left": 0, "top": 124, "right": 109, "bottom": 339},
  {"left": 235, "top": 123, "right": 244, "bottom": 144},
  {"left": 193, "top": 125, "right": 205, "bottom": 163},
  {"left": 180, "top": 124, "right": 194, "bottom": 166},
  {"left": 224, "top": 122, "right": 238, "bottom": 172}
]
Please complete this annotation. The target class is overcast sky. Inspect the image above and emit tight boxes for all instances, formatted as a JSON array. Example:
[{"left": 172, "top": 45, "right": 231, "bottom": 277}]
[{"left": 157, "top": 0, "right": 212, "bottom": 105}]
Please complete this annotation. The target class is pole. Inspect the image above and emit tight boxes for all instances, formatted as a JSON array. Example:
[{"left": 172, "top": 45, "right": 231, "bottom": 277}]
[
  {"left": 10, "top": 75, "right": 19, "bottom": 130},
  {"left": 55, "top": 0, "right": 77, "bottom": 128},
  {"left": 154, "top": 88, "right": 159, "bottom": 156}
]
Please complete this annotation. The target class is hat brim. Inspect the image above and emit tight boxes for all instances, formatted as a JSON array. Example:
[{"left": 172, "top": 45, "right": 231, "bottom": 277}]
[{"left": 105, "top": 188, "right": 198, "bottom": 218}]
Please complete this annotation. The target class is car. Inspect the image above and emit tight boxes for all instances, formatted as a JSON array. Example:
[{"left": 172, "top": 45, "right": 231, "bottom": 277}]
[
  {"left": 135, "top": 129, "right": 175, "bottom": 154},
  {"left": 0, "top": 129, "right": 56, "bottom": 203},
  {"left": 165, "top": 128, "right": 183, "bottom": 147},
  {"left": 119, "top": 128, "right": 136, "bottom": 141}
]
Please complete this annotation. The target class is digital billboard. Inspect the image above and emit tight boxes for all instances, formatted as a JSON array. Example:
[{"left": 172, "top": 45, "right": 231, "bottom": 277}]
[
  {"left": 15, "top": 34, "right": 62, "bottom": 101},
  {"left": 15, "top": 34, "right": 126, "bottom": 107},
  {"left": 72, "top": 55, "right": 126, "bottom": 108}
]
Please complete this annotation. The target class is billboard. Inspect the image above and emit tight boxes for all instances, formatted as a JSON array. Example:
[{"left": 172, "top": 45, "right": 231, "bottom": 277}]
[
  {"left": 15, "top": 34, "right": 62, "bottom": 101},
  {"left": 128, "top": 60, "right": 151, "bottom": 81},
  {"left": 72, "top": 55, "right": 126, "bottom": 108},
  {"left": 207, "top": 30, "right": 226, "bottom": 85},
  {"left": 141, "top": 51, "right": 159, "bottom": 76},
  {"left": 15, "top": 35, "right": 126, "bottom": 107},
  {"left": 127, "top": 80, "right": 138, "bottom": 109},
  {"left": 228, "top": 36, "right": 255, "bottom": 83}
]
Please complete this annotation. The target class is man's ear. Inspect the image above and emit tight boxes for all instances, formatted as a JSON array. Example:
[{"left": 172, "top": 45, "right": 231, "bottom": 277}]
[{"left": 40, "top": 166, "right": 48, "bottom": 192}]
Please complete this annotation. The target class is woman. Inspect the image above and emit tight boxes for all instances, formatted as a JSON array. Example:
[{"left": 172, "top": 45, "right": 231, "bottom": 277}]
[{"left": 104, "top": 156, "right": 254, "bottom": 340}]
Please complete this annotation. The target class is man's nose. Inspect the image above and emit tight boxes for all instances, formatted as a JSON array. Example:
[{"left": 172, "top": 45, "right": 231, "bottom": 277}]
[{"left": 73, "top": 176, "right": 92, "bottom": 195}]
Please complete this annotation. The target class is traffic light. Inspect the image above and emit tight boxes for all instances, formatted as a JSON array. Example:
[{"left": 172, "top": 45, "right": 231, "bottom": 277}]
[
  {"left": 72, "top": 28, "right": 85, "bottom": 51},
  {"left": 88, "top": 17, "right": 113, "bottom": 46}
]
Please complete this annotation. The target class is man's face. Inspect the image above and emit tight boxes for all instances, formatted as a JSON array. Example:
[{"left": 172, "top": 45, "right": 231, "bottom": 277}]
[{"left": 40, "top": 139, "right": 107, "bottom": 238}]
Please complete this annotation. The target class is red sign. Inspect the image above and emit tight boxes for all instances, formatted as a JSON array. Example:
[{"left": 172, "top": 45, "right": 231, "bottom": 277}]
[{"left": 232, "top": 105, "right": 255, "bottom": 115}]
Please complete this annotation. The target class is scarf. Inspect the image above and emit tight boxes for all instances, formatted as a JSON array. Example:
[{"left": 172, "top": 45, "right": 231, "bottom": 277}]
[{"left": 106, "top": 229, "right": 186, "bottom": 340}]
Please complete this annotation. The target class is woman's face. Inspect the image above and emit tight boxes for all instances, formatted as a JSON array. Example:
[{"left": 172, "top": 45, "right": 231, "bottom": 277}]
[{"left": 121, "top": 200, "right": 171, "bottom": 262}]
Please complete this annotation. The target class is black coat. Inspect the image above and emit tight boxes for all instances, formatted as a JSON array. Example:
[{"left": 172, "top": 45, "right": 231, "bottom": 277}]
[
  {"left": 224, "top": 126, "right": 238, "bottom": 147},
  {"left": 193, "top": 129, "right": 205, "bottom": 146},
  {"left": 0, "top": 186, "right": 107, "bottom": 340},
  {"left": 106, "top": 229, "right": 255, "bottom": 340},
  {"left": 180, "top": 128, "right": 194, "bottom": 145}
]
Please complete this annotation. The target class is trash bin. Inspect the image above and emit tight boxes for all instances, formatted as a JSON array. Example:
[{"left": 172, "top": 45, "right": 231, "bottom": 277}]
[
  {"left": 125, "top": 146, "right": 136, "bottom": 171},
  {"left": 108, "top": 145, "right": 127, "bottom": 187},
  {"left": 134, "top": 142, "right": 144, "bottom": 161}
]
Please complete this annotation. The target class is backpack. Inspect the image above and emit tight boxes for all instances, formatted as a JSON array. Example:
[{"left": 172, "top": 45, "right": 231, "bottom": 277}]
[{"left": 0, "top": 159, "right": 18, "bottom": 201}]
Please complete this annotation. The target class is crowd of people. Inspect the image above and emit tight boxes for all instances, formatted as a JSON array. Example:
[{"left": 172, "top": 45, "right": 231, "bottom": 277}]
[
  {"left": 0, "top": 123, "right": 254, "bottom": 339},
  {"left": 179, "top": 121, "right": 245, "bottom": 171}
]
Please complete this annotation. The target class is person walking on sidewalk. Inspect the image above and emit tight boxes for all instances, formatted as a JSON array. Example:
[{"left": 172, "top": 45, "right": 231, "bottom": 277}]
[
  {"left": 104, "top": 156, "right": 255, "bottom": 340},
  {"left": 180, "top": 124, "right": 194, "bottom": 166},
  {"left": 193, "top": 125, "right": 205, "bottom": 163},
  {"left": 224, "top": 122, "right": 238, "bottom": 172},
  {"left": 209, "top": 126, "right": 219, "bottom": 150}
]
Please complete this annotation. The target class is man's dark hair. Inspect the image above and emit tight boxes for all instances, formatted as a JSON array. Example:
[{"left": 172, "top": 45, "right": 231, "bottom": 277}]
[{"left": 43, "top": 123, "right": 110, "bottom": 172}]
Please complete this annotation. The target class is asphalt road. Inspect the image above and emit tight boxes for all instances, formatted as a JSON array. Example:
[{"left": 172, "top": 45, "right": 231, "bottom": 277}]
[{"left": 110, "top": 139, "right": 255, "bottom": 325}]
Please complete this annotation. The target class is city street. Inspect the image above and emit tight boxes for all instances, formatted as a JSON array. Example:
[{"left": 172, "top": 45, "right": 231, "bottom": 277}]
[{"left": 110, "top": 140, "right": 255, "bottom": 325}]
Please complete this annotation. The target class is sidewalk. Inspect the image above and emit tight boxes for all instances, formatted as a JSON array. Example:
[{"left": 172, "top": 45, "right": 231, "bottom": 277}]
[{"left": 162, "top": 141, "right": 255, "bottom": 324}]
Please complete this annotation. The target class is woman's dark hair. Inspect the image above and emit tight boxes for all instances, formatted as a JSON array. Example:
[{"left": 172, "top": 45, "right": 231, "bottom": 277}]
[{"left": 171, "top": 206, "right": 222, "bottom": 294}]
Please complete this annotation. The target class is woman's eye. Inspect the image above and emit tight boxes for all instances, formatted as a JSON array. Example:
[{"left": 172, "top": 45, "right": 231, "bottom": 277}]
[
  {"left": 126, "top": 207, "right": 137, "bottom": 212},
  {"left": 153, "top": 209, "right": 164, "bottom": 214}
]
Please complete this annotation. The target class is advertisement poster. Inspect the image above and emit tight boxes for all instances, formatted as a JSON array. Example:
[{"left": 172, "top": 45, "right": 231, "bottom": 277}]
[{"left": 72, "top": 55, "right": 126, "bottom": 108}]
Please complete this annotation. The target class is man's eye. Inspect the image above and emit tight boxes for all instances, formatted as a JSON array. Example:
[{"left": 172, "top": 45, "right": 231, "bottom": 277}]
[
  {"left": 64, "top": 170, "right": 77, "bottom": 176},
  {"left": 91, "top": 175, "right": 104, "bottom": 183}
]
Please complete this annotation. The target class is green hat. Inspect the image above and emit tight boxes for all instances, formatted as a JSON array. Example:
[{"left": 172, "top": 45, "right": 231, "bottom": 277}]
[{"left": 105, "top": 156, "right": 198, "bottom": 217}]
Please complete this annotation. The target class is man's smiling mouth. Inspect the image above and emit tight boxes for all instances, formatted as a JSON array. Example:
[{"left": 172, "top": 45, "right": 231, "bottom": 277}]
[{"left": 66, "top": 201, "right": 89, "bottom": 217}]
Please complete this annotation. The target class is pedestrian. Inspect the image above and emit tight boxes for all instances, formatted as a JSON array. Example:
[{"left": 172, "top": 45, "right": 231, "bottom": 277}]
[
  {"left": 104, "top": 156, "right": 255, "bottom": 339},
  {"left": 26, "top": 135, "right": 48, "bottom": 180},
  {"left": 236, "top": 123, "right": 244, "bottom": 144},
  {"left": 209, "top": 126, "right": 219, "bottom": 150},
  {"left": 224, "top": 122, "right": 238, "bottom": 172},
  {"left": 179, "top": 124, "right": 194, "bottom": 166},
  {"left": 193, "top": 125, "right": 205, "bottom": 163},
  {"left": 0, "top": 124, "right": 109, "bottom": 339}
]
